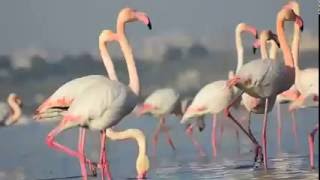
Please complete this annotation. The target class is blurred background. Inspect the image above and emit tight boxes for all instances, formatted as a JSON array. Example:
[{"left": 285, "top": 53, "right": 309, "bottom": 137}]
[{"left": 0, "top": 0, "right": 318, "bottom": 114}]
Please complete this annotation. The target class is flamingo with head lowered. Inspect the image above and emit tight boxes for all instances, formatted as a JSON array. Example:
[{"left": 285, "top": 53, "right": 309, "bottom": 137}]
[
  {"left": 34, "top": 8, "right": 152, "bottom": 180},
  {"left": 136, "top": 89, "right": 206, "bottom": 157},
  {"left": 0, "top": 93, "right": 22, "bottom": 126},
  {"left": 181, "top": 23, "right": 259, "bottom": 158},
  {"left": 226, "top": 6, "right": 304, "bottom": 169}
]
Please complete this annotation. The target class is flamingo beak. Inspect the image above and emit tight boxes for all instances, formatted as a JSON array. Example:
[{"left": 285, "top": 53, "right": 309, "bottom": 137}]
[
  {"left": 135, "top": 12, "right": 152, "bottom": 30},
  {"left": 147, "top": 19, "right": 152, "bottom": 30},
  {"left": 136, "top": 171, "right": 147, "bottom": 179}
]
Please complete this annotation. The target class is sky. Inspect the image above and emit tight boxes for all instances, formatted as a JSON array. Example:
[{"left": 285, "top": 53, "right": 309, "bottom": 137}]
[{"left": 0, "top": 0, "right": 318, "bottom": 62}]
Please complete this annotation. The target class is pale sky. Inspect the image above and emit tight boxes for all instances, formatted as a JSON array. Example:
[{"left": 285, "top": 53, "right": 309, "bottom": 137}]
[{"left": 0, "top": 0, "right": 318, "bottom": 59}]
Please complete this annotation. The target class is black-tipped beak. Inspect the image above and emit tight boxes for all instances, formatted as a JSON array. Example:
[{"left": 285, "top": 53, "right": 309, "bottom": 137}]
[
  {"left": 255, "top": 33, "right": 259, "bottom": 39},
  {"left": 198, "top": 126, "right": 204, "bottom": 132},
  {"left": 147, "top": 21, "right": 152, "bottom": 30},
  {"left": 300, "top": 25, "right": 303, "bottom": 32},
  {"left": 253, "top": 47, "right": 257, "bottom": 54}
]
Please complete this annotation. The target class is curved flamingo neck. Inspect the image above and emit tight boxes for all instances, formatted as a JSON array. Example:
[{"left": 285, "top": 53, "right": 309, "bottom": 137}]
[
  {"left": 268, "top": 41, "right": 278, "bottom": 60},
  {"left": 99, "top": 34, "right": 118, "bottom": 81},
  {"left": 105, "top": 128, "right": 147, "bottom": 158},
  {"left": 276, "top": 15, "right": 294, "bottom": 68},
  {"left": 291, "top": 15, "right": 301, "bottom": 77},
  {"left": 7, "top": 96, "right": 21, "bottom": 125},
  {"left": 117, "top": 20, "right": 140, "bottom": 95},
  {"left": 235, "top": 28, "right": 244, "bottom": 73},
  {"left": 260, "top": 38, "right": 269, "bottom": 60}
]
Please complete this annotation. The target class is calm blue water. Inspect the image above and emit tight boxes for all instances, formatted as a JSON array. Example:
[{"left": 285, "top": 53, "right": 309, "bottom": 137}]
[{"left": 0, "top": 104, "right": 318, "bottom": 180}]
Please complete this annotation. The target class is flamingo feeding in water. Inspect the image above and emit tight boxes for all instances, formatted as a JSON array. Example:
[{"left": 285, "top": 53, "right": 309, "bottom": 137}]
[
  {"left": 282, "top": 1, "right": 319, "bottom": 169},
  {"left": 0, "top": 93, "right": 22, "bottom": 126},
  {"left": 181, "top": 23, "right": 259, "bottom": 158},
  {"left": 136, "top": 88, "right": 206, "bottom": 157},
  {"left": 34, "top": 8, "right": 152, "bottom": 180},
  {"left": 226, "top": 7, "right": 304, "bottom": 169}
]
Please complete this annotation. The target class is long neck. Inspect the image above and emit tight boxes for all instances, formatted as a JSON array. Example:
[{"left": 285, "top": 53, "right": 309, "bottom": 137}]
[
  {"left": 235, "top": 29, "right": 244, "bottom": 73},
  {"left": 99, "top": 37, "right": 118, "bottom": 81},
  {"left": 117, "top": 20, "right": 140, "bottom": 95},
  {"left": 269, "top": 41, "right": 278, "bottom": 60},
  {"left": 105, "top": 128, "right": 147, "bottom": 157},
  {"left": 260, "top": 39, "right": 269, "bottom": 60},
  {"left": 7, "top": 98, "right": 21, "bottom": 125},
  {"left": 291, "top": 20, "right": 301, "bottom": 77},
  {"left": 276, "top": 17, "right": 294, "bottom": 68}
]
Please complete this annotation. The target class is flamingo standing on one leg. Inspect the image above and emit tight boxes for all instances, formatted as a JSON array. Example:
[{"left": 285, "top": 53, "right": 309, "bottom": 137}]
[
  {"left": 0, "top": 93, "right": 22, "bottom": 126},
  {"left": 226, "top": 7, "right": 304, "bottom": 169},
  {"left": 282, "top": 1, "right": 319, "bottom": 169},
  {"left": 34, "top": 8, "right": 152, "bottom": 180},
  {"left": 181, "top": 23, "right": 258, "bottom": 159}
]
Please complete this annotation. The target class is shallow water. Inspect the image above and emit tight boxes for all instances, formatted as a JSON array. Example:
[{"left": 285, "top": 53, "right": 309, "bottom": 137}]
[{"left": 0, "top": 105, "right": 318, "bottom": 180}]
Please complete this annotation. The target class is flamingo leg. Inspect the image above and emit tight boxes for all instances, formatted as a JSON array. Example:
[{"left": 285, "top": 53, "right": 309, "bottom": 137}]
[
  {"left": 99, "top": 130, "right": 112, "bottom": 180},
  {"left": 46, "top": 117, "right": 96, "bottom": 178},
  {"left": 78, "top": 128, "right": 88, "bottom": 180},
  {"left": 185, "top": 124, "right": 206, "bottom": 157},
  {"left": 308, "top": 123, "right": 319, "bottom": 169},
  {"left": 152, "top": 121, "right": 161, "bottom": 157},
  {"left": 261, "top": 98, "right": 269, "bottom": 169},
  {"left": 276, "top": 102, "right": 282, "bottom": 149},
  {"left": 160, "top": 117, "right": 176, "bottom": 151},
  {"left": 225, "top": 91, "right": 262, "bottom": 166},
  {"left": 235, "top": 129, "right": 240, "bottom": 154},
  {"left": 211, "top": 114, "right": 217, "bottom": 158},
  {"left": 290, "top": 110, "right": 299, "bottom": 147}
]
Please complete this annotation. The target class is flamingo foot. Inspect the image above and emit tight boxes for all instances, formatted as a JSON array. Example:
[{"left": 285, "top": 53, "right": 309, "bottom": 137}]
[{"left": 253, "top": 145, "right": 263, "bottom": 168}]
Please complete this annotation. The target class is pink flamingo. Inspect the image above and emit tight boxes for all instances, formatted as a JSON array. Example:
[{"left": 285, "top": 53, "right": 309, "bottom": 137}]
[
  {"left": 136, "top": 89, "right": 206, "bottom": 157},
  {"left": 34, "top": 8, "right": 152, "bottom": 180},
  {"left": 0, "top": 93, "right": 22, "bottom": 126},
  {"left": 283, "top": 1, "right": 319, "bottom": 169},
  {"left": 181, "top": 23, "right": 259, "bottom": 158},
  {"left": 226, "top": 7, "right": 304, "bottom": 169}
]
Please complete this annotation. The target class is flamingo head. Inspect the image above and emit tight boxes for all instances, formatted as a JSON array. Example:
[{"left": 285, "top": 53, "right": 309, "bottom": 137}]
[
  {"left": 181, "top": 106, "right": 207, "bottom": 124},
  {"left": 278, "top": 8, "right": 303, "bottom": 31},
  {"left": 8, "top": 93, "right": 23, "bottom": 108},
  {"left": 236, "top": 23, "right": 259, "bottom": 39},
  {"left": 135, "top": 103, "right": 156, "bottom": 116},
  {"left": 136, "top": 154, "right": 150, "bottom": 179},
  {"left": 118, "top": 7, "right": 152, "bottom": 30},
  {"left": 252, "top": 30, "right": 280, "bottom": 54},
  {"left": 283, "top": 1, "right": 300, "bottom": 16}
]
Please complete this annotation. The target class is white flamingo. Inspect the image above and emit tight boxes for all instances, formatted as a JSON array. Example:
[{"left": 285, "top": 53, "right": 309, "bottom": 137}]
[
  {"left": 136, "top": 89, "right": 206, "bottom": 157},
  {"left": 283, "top": 1, "right": 319, "bottom": 169},
  {"left": 0, "top": 93, "right": 22, "bottom": 126},
  {"left": 34, "top": 8, "right": 152, "bottom": 180},
  {"left": 181, "top": 23, "right": 259, "bottom": 158},
  {"left": 226, "top": 7, "right": 304, "bottom": 168}
]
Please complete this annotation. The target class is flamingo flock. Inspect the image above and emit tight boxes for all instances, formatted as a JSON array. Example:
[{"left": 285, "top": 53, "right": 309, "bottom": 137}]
[{"left": 0, "top": 1, "right": 318, "bottom": 179}]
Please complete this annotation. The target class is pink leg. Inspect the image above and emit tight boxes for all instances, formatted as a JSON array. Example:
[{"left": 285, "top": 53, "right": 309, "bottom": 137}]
[
  {"left": 308, "top": 123, "right": 319, "bottom": 169},
  {"left": 152, "top": 122, "right": 161, "bottom": 157},
  {"left": 99, "top": 131, "right": 112, "bottom": 180},
  {"left": 261, "top": 98, "right": 269, "bottom": 169},
  {"left": 235, "top": 130, "right": 240, "bottom": 154},
  {"left": 185, "top": 124, "right": 206, "bottom": 157},
  {"left": 276, "top": 102, "right": 282, "bottom": 149},
  {"left": 160, "top": 117, "right": 176, "bottom": 151},
  {"left": 290, "top": 111, "right": 299, "bottom": 147},
  {"left": 225, "top": 91, "right": 262, "bottom": 165},
  {"left": 46, "top": 118, "right": 95, "bottom": 179},
  {"left": 211, "top": 114, "right": 217, "bottom": 158},
  {"left": 219, "top": 120, "right": 224, "bottom": 146},
  {"left": 78, "top": 128, "right": 88, "bottom": 180}
]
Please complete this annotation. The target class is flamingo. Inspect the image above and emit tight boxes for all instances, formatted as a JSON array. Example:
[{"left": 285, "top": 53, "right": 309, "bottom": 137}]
[
  {"left": 34, "top": 8, "right": 152, "bottom": 180},
  {"left": 226, "top": 7, "right": 304, "bottom": 169},
  {"left": 136, "top": 89, "right": 206, "bottom": 157},
  {"left": 283, "top": 1, "right": 319, "bottom": 169},
  {"left": 0, "top": 93, "right": 22, "bottom": 126},
  {"left": 240, "top": 30, "right": 280, "bottom": 143},
  {"left": 181, "top": 23, "right": 259, "bottom": 158}
]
